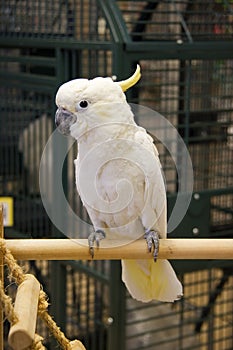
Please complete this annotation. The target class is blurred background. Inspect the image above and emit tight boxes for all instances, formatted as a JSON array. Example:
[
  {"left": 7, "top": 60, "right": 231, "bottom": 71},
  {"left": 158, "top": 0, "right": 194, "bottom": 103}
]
[{"left": 0, "top": 1, "right": 233, "bottom": 349}]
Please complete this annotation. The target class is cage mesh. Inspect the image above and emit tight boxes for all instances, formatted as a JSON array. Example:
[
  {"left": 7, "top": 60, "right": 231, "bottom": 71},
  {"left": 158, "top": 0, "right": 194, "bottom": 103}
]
[
  {"left": 117, "top": 0, "right": 233, "bottom": 42},
  {"left": 126, "top": 268, "right": 233, "bottom": 350},
  {"left": 0, "top": 0, "right": 112, "bottom": 41}
]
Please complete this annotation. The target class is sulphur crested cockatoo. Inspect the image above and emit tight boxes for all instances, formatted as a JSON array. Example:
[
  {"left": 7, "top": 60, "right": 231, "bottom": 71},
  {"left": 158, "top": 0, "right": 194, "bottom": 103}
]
[{"left": 55, "top": 65, "right": 183, "bottom": 302}]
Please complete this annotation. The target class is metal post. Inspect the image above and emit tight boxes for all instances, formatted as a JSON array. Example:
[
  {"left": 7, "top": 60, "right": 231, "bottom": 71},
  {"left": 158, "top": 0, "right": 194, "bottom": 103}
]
[
  {"left": 50, "top": 47, "right": 69, "bottom": 339},
  {"left": 108, "top": 261, "right": 126, "bottom": 350}
]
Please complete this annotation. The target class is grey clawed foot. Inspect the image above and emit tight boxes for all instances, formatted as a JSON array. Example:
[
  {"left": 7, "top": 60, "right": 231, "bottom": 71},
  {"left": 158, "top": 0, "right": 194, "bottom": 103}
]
[
  {"left": 88, "top": 229, "right": 106, "bottom": 258},
  {"left": 144, "top": 229, "right": 159, "bottom": 261}
]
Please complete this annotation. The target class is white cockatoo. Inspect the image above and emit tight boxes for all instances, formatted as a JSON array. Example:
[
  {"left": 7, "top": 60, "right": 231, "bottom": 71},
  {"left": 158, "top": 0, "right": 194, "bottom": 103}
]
[{"left": 55, "top": 65, "right": 183, "bottom": 302}]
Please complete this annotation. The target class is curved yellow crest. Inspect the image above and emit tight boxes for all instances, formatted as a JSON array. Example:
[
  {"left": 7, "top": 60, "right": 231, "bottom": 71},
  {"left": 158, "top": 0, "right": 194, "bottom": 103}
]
[{"left": 117, "top": 65, "right": 141, "bottom": 92}]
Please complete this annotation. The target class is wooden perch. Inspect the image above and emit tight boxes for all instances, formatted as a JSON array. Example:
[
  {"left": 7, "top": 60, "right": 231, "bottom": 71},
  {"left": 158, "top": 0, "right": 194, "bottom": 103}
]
[
  {"left": 4, "top": 238, "right": 233, "bottom": 261},
  {"left": 8, "top": 274, "right": 40, "bottom": 350}
]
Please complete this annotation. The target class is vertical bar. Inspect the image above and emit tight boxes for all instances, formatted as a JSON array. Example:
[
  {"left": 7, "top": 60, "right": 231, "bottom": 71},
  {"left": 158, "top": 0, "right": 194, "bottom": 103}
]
[
  {"left": 0, "top": 204, "right": 4, "bottom": 349},
  {"left": 49, "top": 48, "right": 68, "bottom": 347},
  {"left": 50, "top": 261, "right": 67, "bottom": 330},
  {"left": 108, "top": 261, "right": 126, "bottom": 350}
]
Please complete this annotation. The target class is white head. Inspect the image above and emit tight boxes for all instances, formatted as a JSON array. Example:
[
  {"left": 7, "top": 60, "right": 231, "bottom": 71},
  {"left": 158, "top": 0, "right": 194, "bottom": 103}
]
[{"left": 55, "top": 65, "right": 141, "bottom": 139}]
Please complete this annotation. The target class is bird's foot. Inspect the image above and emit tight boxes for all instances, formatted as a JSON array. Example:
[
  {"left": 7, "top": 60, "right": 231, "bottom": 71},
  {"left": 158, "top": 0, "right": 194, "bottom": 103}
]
[
  {"left": 144, "top": 230, "right": 159, "bottom": 261},
  {"left": 88, "top": 229, "right": 106, "bottom": 258}
]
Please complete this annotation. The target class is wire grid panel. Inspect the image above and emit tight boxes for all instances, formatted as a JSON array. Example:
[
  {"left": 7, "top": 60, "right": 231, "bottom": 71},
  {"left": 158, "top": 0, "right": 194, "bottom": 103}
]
[
  {"left": 117, "top": 0, "right": 233, "bottom": 42},
  {"left": 133, "top": 58, "right": 233, "bottom": 235},
  {"left": 125, "top": 268, "right": 233, "bottom": 350},
  {"left": 0, "top": 0, "right": 112, "bottom": 41},
  {"left": 65, "top": 261, "right": 110, "bottom": 350},
  {"left": 211, "top": 193, "right": 233, "bottom": 231},
  {"left": 0, "top": 49, "right": 54, "bottom": 237}
]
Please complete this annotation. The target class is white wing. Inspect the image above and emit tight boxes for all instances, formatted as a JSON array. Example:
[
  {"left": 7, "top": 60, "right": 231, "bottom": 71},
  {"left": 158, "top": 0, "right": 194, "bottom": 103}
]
[{"left": 134, "top": 128, "right": 167, "bottom": 238}]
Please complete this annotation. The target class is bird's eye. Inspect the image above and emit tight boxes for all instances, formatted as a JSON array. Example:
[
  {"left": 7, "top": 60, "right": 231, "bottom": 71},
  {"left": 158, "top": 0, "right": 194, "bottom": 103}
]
[{"left": 77, "top": 100, "right": 89, "bottom": 110}]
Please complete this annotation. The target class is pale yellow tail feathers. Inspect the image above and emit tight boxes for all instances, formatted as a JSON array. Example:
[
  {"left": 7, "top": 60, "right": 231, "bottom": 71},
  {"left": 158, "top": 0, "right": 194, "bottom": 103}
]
[{"left": 121, "top": 259, "right": 183, "bottom": 303}]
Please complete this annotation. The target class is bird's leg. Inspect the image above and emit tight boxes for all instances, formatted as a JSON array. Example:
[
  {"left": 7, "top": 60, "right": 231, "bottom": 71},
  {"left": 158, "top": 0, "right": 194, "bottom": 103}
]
[
  {"left": 144, "top": 229, "right": 159, "bottom": 261},
  {"left": 88, "top": 229, "right": 106, "bottom": 258}
]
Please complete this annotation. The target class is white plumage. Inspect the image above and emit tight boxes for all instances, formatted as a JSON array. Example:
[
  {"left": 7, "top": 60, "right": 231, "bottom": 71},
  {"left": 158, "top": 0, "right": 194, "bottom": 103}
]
[{"left": 55, "top": 66, "right": 183, "bottom": 302}]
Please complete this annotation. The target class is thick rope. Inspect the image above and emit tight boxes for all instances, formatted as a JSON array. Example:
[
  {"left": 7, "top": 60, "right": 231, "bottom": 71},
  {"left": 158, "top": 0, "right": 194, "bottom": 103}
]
[
  {"left": 0, "top": 239, "right": 46, "bottom": 349},
  {"left": 0, "top": 239, "right": 25, "bottom": 285},
  {"left": 0, "top": 282, "right": 46, "bottom": 350},
  {"left": 0, "top": 280, "right": 18, "bottom": 325},
  {"left": 30, "top": 334, "right": 46, "bottom": 350},
  {"left": 0, "top": 238, "right": 75, "bottom": 350},
  {"left": 37, "top": 289, "right": 71, "bottom": 350}
]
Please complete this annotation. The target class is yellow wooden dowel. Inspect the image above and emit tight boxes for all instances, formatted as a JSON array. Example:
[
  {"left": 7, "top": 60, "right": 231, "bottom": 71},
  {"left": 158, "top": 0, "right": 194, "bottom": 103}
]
[
  {"left": 8, "top": 274, "right": 40, "bottom": 350},
  {"left": 5, "top": 238, "right": 233, "bottom": 260},
  {"left": 70, "top": 339, "right": 87, "bottom": 350}
]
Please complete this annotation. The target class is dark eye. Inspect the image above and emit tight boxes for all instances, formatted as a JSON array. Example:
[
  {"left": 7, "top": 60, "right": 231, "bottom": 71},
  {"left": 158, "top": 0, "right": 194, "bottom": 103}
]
[{"left": 77, "top": 100, "right": 89, "bottom": 110}]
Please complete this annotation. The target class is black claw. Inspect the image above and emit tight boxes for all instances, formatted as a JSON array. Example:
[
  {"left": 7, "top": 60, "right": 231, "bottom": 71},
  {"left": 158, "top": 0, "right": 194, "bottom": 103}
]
[
  {"left": 89, "top": 246, "right": 94, "bottom": 259},
  {"left": 88, "top": 230, "right": 106, "bottom": 258},
  {"left": 144, "top": 230, "right": 160, "bottom": 261}
]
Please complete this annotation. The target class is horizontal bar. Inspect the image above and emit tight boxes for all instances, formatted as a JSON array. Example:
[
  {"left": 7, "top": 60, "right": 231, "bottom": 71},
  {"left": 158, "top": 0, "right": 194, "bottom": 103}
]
[
  {"left": 0, "top": 55, "right": 56, "bottom": 66},
  {"left": 4, "top": 239, "right": 233, "bottom": 261},
  {"left": 0, "top": 38, "right": 113, "bottom": 50},
  {"left": 0, "top": 71, "right": 56, "bottom": 87},
  {"left": 126, "top": 42, "right": 233, "bottom": 60}
]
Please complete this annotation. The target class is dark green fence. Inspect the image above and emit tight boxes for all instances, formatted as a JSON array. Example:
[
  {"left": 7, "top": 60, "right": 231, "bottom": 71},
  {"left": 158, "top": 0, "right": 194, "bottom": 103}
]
[{"left": 1, "top": 1, "right": 233, "bottom": 349}]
